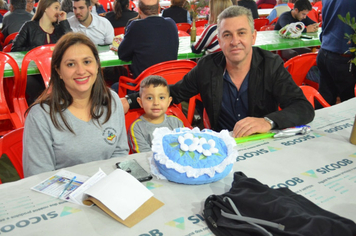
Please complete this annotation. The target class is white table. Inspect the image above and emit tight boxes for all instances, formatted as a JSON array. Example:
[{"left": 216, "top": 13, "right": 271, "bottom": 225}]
[
  {"left": 258, "top": 8, "right": 273, "bottom": 17},
  {"left": 1, "top": 98, "right": 356, "bottom": 235}
]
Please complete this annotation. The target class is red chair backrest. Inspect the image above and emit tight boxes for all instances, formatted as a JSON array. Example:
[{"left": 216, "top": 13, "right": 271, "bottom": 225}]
[
  {"left": 258, "top": 3, "right": 275, "bottom": 9},
  {"left": 0, "top": 9, "right": 8, "bottom": 16},
  {"left": 288, "top": 3, "right": 294, "bottom": 9},
  {"left": 254, "top": 18, "right": 270, "bottom": 31},
  {"left": 0, "top": 52, "right": 23, "bottom": 135},
  {"left": 0, "top": 127, "right": 24, "bottom": 182},
  {"left": 20, "top": 44, "right": 55, "bottom": 90},
  {"left": 195, "top": 20, "right": 208, "bottom": 28},
  {"left": 284, "top": 52, "right": 318, "bottom": 89},
  {"left": 307, "top": 8, "right": 319, "bottom": 22},
  {"left": 3, "top": 32, "right": 18, "bottom": 47},
  {"left": 178, "top": 30, "right": 190, "bottom": 37},
  {"left": 2, "top": 43, "right": 12, "bottom": 52},
  {"left": 118, "top": 60, "right": 197, "bottom": 97},
  {"left": 187, "top": 94, "right": 210, "bottom": 129},
  {"left": 114, "top": 27, "right": 125, "bottom": 35},
  {"left": 260, "top": 24, "right": 275, "bottom": 31},
  {"left": 269, "top": 17, "right": 279, "bottom": 25},
  {"left": 299, "top": 85, "right": 330, "bottom": 108},
  {"left": 176, "top": 23, "right": 191, "bottom": 33}
]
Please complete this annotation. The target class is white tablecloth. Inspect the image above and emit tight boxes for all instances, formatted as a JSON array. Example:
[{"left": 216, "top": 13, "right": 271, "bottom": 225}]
[{"left": 1, "top": 98, "right": 356, "bottom": 235}]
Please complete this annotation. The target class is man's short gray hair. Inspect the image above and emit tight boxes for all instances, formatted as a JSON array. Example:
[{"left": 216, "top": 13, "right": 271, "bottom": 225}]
[{"left": 217, "top": 6, "right": 255, "bottom": 35}]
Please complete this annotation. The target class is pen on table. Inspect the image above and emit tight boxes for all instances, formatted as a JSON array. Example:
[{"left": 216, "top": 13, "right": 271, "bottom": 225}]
[
  {"left": 235, "top": 132, "right": 275, "bottom": 144},
  {"left": 58, "top": 176, "right": 76, "bottom": 199}
]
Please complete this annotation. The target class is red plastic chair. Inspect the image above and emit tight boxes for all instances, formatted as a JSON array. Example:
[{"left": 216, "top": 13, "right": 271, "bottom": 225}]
[
  {"left": 114, "top": 27, "right": 125, "bottom": 35},
  {"left": 195, "top": 20, "right": 208, "bottom": 28},
  {"left": 20, "top": 44, "right": 55, "bottom": 89},
  {"left": 196, "top": 26, "right": 205, "bottom": 36},
  {"left": 2, "top": 32, "right": 18, "bottom": 49},
  {"left": 2, "top": 43, "right": 12, "bottom": 52},
  {"left": 260, "top": 24, "right": 275, "bottom": 31},
  {"left": 178, "top": 30, "right": 190, "bottom": 37},
  {"left": 118, "top": 60, "right": 197, "bottom": 97},
  {"left": 269, "top": 16, "right": 279, "bottom": 25},
  {"left": 254, "top": 18, "right": 270, "bottom": 31},
  {"left": 284, "top": 52, "right": 319, "bottom": 90},
  {"left": 187, "top": 94, "right": 211, "bottom": 129},
  {"left": 0, "top": 52, "right": 23, "bottom": 136},
  {"left": 299, "top": 85, "right": 330, "bottom": 108},
  {"left": 288, "top": 3, "right": 294, "bottom": 9},
  {"left": 0, "top": 9, "right": 8, "bottom": 16},
  {"left": 258, "top": 3, "right": 275, "bottom": 9},
  {"left": 176, "top": 23, "right": 191, "bottom": 33},
  {"left": 307, "top": 8, "right": 319, "bottom": 22},
  {"left": 0, "top": 127, "right": 24, "bottom": 183}
]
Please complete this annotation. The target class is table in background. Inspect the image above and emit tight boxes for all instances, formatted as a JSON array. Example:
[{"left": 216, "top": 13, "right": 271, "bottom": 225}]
[
  {"left": 1, "top": 98, "right": 356, "bottom": 235},
  {"left": 255, "top": 28, "right": 321, "bottom": 50},
  {"left": 258, "top": 8, "right": 273, "bottom": 18},
  {"left": 2, "top": 37, "right": 203, "bottom": 78}
]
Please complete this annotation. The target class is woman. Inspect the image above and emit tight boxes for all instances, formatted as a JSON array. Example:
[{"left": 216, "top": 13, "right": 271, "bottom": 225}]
[
  {"left": 91, "top": 0, "right": 106, "bottom": 15},
  {"left": 237, "top": 0, "right": 259, "bottom": 19},
  {"left": 11, "top": 0, "right": 72, "bottom": 52},
  {"left": 105, "top": 0, "right": 138, "bottom": 28},
  {"left": 191, "top": 0, "right": 232, "bottom": 54},
  {"left": 162, "top": 0, "right": 191, "bottom": 24},
  {"left": 23, "top": 32, "right": 129, "bottom": 177}
]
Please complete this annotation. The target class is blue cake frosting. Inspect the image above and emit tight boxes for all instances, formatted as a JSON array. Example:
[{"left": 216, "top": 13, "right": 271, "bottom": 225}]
[{"left": 151, "top": 127, "right": 238, "bottom": 185}]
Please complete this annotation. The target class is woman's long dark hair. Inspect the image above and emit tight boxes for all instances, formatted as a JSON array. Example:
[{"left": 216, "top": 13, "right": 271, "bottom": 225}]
[
  {"left": 26, "top": 32, "right": 114, "bottom": 133},
  {"left": 114, "top": 0, "right": 129, "bottom": 19}
]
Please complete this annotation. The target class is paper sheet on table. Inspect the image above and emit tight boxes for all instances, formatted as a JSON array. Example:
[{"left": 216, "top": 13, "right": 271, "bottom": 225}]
[
  {"left": 83, "top": 169, "right": 154, "bottom": 220},
  {"left": 69, "top": 168, "right": 107, "bottom": 205}
]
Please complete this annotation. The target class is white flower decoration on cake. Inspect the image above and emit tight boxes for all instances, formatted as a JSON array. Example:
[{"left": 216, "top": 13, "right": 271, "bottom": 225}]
[
  {"left": 196, "top": 138, "right": 219, "bottom": 156},
  {"left": 178, "top": 133, "right": 199, "bottom": 152}
]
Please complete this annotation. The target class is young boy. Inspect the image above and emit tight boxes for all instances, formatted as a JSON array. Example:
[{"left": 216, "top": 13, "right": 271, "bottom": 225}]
[{"left": 128, "top": 75, "right": 184, "bottom": 153}]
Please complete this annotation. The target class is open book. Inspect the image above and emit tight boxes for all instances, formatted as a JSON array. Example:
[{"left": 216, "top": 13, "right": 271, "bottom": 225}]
[{"left": 31, "top": 168, "right": 164, "bottom": 227}]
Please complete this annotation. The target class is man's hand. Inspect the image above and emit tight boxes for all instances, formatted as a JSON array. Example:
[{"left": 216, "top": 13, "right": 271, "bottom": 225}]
[
  {"left": 120, "top": 97, "right": 130, "bottom": 114},
  {"left": 306, "top": 23, "right": 318, "bottom": 33},
  {"left": 232, "top": 117, "right": 272, "bottom": 138}
]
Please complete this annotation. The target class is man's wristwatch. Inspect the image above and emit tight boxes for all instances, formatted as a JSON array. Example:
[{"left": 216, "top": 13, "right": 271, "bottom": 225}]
[
  {"left": 125, "top": 95, "right": 132, "bottom": 106},
  {"left": 264, "top": 117, "right": 275, "bottom": 129}
]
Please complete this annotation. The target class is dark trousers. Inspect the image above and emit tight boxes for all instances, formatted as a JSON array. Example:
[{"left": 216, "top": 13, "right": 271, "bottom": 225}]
[{"left": 317, "top": 48, "right": 356, "bottom": 106}]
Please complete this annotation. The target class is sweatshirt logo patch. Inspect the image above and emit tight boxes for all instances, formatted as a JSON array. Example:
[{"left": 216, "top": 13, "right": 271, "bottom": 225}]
[{"left": 103, "top": 127, "right": 117, "bottom": 145}]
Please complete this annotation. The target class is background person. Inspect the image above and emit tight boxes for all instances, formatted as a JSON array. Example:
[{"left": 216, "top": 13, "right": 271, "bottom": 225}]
[
  {"left": 68, "top": 0, "right": 114, "bottom": 45},
  {"left": 316, "top": 0, "right": 356, "bottom": 107},
  {"left": 236, "top": 0, "right": 258, "bottom": 19},
  {"left": 90, "top": 0, "right": 106, "bottom": 15},
  {"left": 61, "top": 0, "right": 74, "bottom": 18},
  {"left": 26, "top": 0, "right": 36, "bottom": 14},
  {"left": 1, "top": 0, "right": 32, "bottom": 39},
  {"left": 191, "top": 0, "right": 232, "bottom": 54},
  {"left": 104, "top": 0, "right": 138, "bottom": 28},
  {"left": 11, "top": 0, "right": 72, "bottom": 105},
  {"left": 266, "top": 0, "right": 290, "bottom": 23},
  {"left": 162, "top": 0, "right": 191, "bottom": 24},
  {"left": 256, "top": 0, "right": 276, "bottom": 7},
  {"left": 23, "top": 32, "right": 129, "bottom": 177}
]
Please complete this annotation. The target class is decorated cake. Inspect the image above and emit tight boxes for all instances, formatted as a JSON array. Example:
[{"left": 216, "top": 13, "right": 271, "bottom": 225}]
[
  {"left": 151, "top": 127, "right": 238, "bottom": 185},
  {"left": 109, "top": 34, "right": 124, "bottom": 52}
]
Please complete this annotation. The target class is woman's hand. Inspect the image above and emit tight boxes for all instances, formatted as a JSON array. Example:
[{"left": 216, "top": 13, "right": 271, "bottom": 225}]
[{"left": 57, "top": 11, "right": 67, "bottom": 22}]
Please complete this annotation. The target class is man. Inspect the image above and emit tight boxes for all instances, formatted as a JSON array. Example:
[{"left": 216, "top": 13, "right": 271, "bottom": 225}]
[
  {"left": 123, "top": 6, "right": 314, "bottom": 137},
  {"left": 26, "top": 0, "right": 36, "bottom": 14},
  {"left": 274, "top": 0, "right": 318, "bottom": 33},
  {"left": 316, "top": 0, "right": 356, "bottom": 107},
  {"left": 117, "top": 0, "right": 179, "bottom": 79},
  {"left": 1, "top": 0, "right": 32, "bottom": 39},
  {"left": 266, "top": 0, "right": 291, "bottom": 23},
  {"left": 67, "top": 0, "right": 114, "bottom": 45}
]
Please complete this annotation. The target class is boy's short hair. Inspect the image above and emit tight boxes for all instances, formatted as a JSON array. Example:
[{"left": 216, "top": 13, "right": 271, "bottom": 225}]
[{"left": 139, "top": 75, "right": 170, "bottom": 97}]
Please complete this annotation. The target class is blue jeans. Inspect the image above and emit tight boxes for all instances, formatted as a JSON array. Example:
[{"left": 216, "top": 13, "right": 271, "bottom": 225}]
[{"left": 317, "top": 48, "right": 356, "bottom": 106}]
